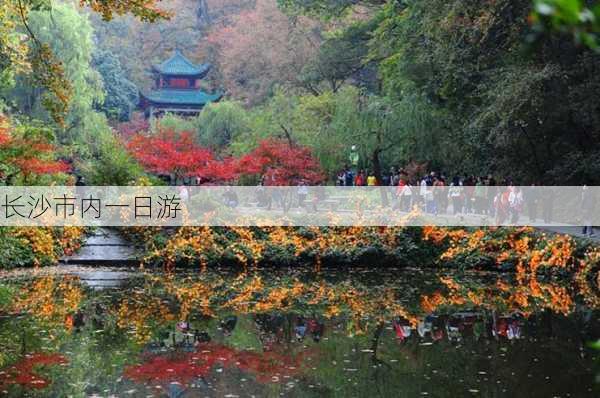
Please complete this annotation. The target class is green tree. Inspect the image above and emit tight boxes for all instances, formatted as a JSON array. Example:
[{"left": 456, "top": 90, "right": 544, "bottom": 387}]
[
  {"left": 6, "top": 3, "right": 104, "bottom": 143},
  {"left": 0, "top": 0, "right": 169, "bottom": 124},
  {"left": 300, "top": 19, "right": 378, "bottom": 94},
  {"left": 197, "top": 101, "right": 250, "bottom": 151},
  {"left": 92, "top": 49, "right": 138, "bottom": 121}
]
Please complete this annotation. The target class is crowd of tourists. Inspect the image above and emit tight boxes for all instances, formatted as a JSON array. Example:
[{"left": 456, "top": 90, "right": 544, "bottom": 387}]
[
  {"left": 336, "top": 166, "right": 549, "bottom": 223},
  {"left": 334, "top": 166, "right": 596, "bottom": 235}
]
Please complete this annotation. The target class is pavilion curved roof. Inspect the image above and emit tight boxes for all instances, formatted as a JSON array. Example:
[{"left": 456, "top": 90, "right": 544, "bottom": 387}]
[
  {"left": 141, "top": 89, "right": 223, "bottom": 106},
  {"left": 152, "top": 50, "right": 211, "bottom": 77}
]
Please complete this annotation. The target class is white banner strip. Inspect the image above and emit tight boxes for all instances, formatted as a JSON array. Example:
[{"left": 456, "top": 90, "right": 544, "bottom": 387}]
[{"left": 0, "top": 186, "right": 596, "bottom": 227}]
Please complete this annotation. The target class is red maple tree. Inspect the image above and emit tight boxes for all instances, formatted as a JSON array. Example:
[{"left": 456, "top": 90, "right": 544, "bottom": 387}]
[
  {"left": 127, "top": 130, "right": 324, "bottom": 185},
  {"left": 127, "top": 130, "right": 214, "bottom": 181},
  {"left": 237, "top": 139, "right": 324, "bottom": 185},
  {"left": 115, "top": 114, "right": 150, "bottom": 139},
  {"left": 198, "top": 156, "right": 239, "bottom": 184},
  {"left": 0, "top": 115, "right": 70, "bottom": 181}
]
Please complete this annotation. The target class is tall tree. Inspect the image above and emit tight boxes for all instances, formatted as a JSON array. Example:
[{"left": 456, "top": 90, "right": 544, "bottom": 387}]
[
  {"left": 6, "top": 3, "right": 104, "bottom": 143},
  {"left": 0, "top": 0, "right": 169, "bottom": 123},
  {"left": 237, "top": 138, "right": 324, "bottom": 184},
  {"left": 206, "top": 0, "right": 322, "bottom": 104},
  {"left": 92, "top": 49, "right": 138, "bottom": 122}
]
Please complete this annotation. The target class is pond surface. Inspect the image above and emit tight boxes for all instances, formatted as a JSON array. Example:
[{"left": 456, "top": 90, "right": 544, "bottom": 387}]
[{"left": 0, "top": 267, "right": 598, "bottom": 397}]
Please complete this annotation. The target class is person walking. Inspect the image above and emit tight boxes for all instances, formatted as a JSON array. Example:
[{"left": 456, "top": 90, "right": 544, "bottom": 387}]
[
  {"left": 486, "top": 175, "right": 498, "bottom": 218},
  {"left": 581, "top": 185, "right": 596, "bottom": 237},
  {"left": 345, "top": 169, "right": 354, "bottom": 186},
  {"left": 355, "top": 170, "right": 365, "bottom": 186},
  {"left": 433, "top": 175, "right": 446, "bottom": 214},
  {"left": 474, "top": 177, "right": 486, "bottom": 215},
  {"left": 449, "top": 176, "right": 463, "bottom": 215},
  {"left": 367, "top": 172, "right": 377, "bottom": 186},
  {"left": 495, "top": 187, "right": 511, "bottom": 224},
  {"left": 509, "top": 186, "right": 523, "bottom": 224},
  {"left": 525, "top": 183, "right": 539, "bottom": 222}
]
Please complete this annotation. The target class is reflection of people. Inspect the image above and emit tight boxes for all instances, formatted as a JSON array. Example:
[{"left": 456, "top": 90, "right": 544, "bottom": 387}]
[
  {"left": 417, "top": 316, "right": 433, "bottom": 338},
  {"left": 492, "top": 312, "right": 523, "bottom": 340},
  {"left": 446, "top": 315, "right": 462, "bottom": 343},
  {"left": 220, "top": 315, "right": 237, "bottom": 336},
  {"left": 393, "top": 318, "right": 412, "bottom": 342},
  {"left": 295, "top": 317, "right": 307, "bottom": 341},
  {"left": 308, "top": 317, "right": 325, "bottom": 342},
  {"left": 507, "top": 319, "right": 522, "bottom": 340}
]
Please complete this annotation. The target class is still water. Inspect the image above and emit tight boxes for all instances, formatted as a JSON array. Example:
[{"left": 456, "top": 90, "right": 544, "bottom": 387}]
[{"left": 0, "top": 267, "right": 598, "bottom": 397}]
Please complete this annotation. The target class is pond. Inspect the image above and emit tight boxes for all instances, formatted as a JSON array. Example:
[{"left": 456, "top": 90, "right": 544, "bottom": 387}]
[{"left": 0, "top": 267, "right": 598, "bottom": 397}]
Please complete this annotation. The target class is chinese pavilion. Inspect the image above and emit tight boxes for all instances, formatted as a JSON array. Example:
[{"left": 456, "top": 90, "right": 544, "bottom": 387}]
[{"left": 139, "top": 50, "right": 222, "bottom": 118}]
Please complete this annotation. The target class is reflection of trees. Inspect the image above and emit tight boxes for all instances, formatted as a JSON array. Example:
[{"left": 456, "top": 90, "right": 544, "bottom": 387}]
[
  {"left": 369, "top": 321, "right": 394, "bottom": 397},
  {"left": 2, "top": 268, "right": 598, "bottom": 396}
]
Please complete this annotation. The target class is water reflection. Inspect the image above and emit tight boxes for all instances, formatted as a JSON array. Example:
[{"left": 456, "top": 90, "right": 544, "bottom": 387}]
[{"left": 0, "top": 268, "right": 598, "bottom": 397}]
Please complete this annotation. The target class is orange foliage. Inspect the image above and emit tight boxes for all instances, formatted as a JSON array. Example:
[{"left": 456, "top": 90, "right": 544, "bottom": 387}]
[{"left": 13, "top": 276, "right": 83, "bottom": 323}]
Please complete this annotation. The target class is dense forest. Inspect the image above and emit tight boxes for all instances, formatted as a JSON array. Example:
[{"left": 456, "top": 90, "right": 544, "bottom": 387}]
[{"left": 1, "top": 0, "right": 600, "bottom": 185}]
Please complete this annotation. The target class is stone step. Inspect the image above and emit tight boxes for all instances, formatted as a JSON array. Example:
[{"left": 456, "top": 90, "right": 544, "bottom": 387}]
[{"left": 60, "top": 228, "right": 141, "bottom": 266}]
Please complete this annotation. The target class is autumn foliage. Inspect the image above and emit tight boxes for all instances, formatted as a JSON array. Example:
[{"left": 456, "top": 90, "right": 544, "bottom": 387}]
[
  {"left": 0, "top": 118, "right": 10, "bottom": 147},
  {"left": 0, "top": 115, "right": 70, "bottom": 180},
  {"left": 205, "top": 0, "right": 320, "bottom": 104},
  {"left": 126, "top": 128, "right": 324, "bottom": 184},
  {"left": 127, "top": 130, "right": 213, "bottom": 180},
  {"left": 237, "top": 139, "right": 324, "bottom": 184}
]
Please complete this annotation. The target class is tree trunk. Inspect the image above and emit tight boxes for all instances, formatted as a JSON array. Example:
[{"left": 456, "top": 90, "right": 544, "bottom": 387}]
[{"left": 372, "top": 147, "right": 389, "bottom": 206}]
